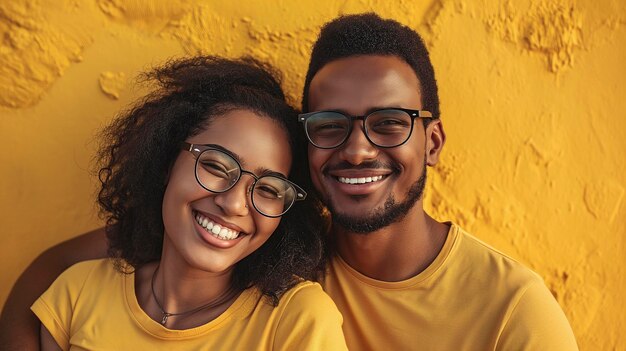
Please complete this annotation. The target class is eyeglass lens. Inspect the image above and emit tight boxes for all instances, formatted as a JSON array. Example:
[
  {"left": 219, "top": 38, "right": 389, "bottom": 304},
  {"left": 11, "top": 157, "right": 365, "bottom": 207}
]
[
  {"left": 305, "top": 109, "right": 413, "bottom": 148},
  {"left": 195, "top": 149, "right": 297, "bottom": 217}
]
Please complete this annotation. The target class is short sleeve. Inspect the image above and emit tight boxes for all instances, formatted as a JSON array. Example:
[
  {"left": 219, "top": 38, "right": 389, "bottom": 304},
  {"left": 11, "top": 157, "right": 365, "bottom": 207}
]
[
  {"left": 31, "top": 261, "right": 98, "bottom": 351},
  {"left": 496, "top": 281, "right": 579, "bottom": 350},
  {"left": 273, "top": 282, "right": 348, "bottom": 351}
]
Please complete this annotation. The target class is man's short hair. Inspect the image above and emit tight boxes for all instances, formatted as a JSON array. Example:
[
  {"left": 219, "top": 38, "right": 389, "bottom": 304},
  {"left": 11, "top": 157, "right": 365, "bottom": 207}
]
[{"left": 302, "top": 13, "right": 440, "bottom": 122}]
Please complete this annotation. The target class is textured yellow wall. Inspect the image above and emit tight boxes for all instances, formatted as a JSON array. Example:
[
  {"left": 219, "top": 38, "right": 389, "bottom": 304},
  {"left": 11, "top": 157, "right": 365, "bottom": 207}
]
[{"left": 1, "top": 0, "right": 624, "bottom": 349}]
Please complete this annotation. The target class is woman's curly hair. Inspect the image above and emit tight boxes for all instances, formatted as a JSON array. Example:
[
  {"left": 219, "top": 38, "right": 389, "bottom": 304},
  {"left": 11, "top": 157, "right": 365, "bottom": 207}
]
[{"left": 97, "top": 56, "right": 327, "bottom": 305}]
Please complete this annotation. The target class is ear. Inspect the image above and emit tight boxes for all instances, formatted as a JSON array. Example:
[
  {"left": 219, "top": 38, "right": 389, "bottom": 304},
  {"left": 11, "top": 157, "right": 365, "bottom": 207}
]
[{"left": 425, "top": 119, "right": 446, "bottom": 166}]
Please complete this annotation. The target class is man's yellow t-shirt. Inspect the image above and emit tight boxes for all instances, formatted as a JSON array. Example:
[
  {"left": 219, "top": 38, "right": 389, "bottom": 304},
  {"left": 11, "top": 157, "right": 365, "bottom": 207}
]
[
  {"left": 32, "top": 259, "right": 348, "bottom": 350},
  {"left": 322, "top": 223, "right": 579, "bottom": 351}
]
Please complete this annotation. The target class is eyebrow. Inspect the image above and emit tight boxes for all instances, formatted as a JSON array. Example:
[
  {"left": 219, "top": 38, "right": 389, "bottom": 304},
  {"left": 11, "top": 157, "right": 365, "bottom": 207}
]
[
  {"left": 322, "top": 106, "right": 408, "bottom": 115},
  {"left": 201, "top": 144, "right": 289, "bottom": 179}
]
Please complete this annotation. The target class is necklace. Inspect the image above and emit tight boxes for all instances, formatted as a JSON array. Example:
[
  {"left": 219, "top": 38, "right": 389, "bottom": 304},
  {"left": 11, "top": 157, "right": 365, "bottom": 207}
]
[{"left": 150, "top": 265, "right": 237, "bottom": 326}]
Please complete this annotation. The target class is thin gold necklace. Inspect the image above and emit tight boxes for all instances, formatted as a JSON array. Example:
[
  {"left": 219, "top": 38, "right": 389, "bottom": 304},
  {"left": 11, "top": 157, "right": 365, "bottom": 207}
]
[{"left": 150, "top": 265, "right": 237, "bottom": 326}]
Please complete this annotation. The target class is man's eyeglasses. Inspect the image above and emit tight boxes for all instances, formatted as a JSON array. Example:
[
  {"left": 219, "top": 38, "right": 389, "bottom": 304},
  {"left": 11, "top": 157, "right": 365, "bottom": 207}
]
[
  {"left": 298, "top": 108, "right": 433, "bottom": 149},
  {"left": 182, "top": 143, "right": 306, "bottom": 218}
]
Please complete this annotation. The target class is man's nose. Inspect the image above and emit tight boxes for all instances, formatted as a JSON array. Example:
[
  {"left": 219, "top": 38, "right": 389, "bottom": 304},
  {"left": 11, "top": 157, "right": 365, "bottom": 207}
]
[{"left": 338, "top": 121, "right": 379, "bottom": 165}]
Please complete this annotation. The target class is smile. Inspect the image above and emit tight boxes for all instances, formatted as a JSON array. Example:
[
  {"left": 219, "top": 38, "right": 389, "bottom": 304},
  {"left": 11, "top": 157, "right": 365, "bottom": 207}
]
[
  {"left": 194, "top": 212, "right": 241, "bottom": 241},
  {"left": 337, "top": 175, "right": 386, "bottom": 184}
]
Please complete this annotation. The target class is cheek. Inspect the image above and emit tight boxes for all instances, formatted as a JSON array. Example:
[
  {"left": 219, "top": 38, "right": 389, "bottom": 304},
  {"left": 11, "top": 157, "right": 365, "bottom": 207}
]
[
  {"left": 251, "top": 216, "right": 281, "bottom": 246},
  {"left": 395, "top": 149, "right": 425, "bottom": 180},
  {"left": 161, "top": 170, "right": 203, "bottom": 225},
  {"left": 161, "top": 183, "right": 187, "bottom": 229}
]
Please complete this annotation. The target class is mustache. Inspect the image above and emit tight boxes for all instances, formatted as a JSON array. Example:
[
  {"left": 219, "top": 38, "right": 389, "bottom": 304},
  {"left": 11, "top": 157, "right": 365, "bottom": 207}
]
[{"left": 324, "top": 160, "right": 401, "bottom": 173}]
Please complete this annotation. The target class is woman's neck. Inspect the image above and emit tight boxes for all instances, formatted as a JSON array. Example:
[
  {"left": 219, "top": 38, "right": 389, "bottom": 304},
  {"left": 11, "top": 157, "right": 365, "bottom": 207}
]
[{"left": 134, "top": 254, "right": 238, "bottom": 329}]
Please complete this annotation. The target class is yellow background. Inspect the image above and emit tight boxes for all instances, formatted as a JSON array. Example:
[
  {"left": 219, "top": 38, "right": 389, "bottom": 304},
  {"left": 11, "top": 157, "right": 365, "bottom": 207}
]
[{"left": 1, "top": 0, "right": 624, "bottom": 349}]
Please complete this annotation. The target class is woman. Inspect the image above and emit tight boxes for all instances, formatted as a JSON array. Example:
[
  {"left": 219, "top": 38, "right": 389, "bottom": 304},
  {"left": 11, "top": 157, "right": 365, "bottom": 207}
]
[{"left": 32, "top": 56, "right": 346, "bottom": 350}]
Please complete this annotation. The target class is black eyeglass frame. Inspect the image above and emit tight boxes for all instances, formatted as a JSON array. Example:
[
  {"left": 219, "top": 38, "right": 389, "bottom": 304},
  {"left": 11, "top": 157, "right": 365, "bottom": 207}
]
[
  {"left": 298, "top": 108, "right": 433, "bottom": 149},
  {"left": 182, "top": 142, "right": 307, "bottom": 218}
]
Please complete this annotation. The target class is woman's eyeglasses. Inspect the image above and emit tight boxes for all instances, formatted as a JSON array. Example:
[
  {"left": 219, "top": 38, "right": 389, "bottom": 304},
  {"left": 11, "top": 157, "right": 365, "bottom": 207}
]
[{"left": 182, "top": 143, "right": 306, "bottom": 218}]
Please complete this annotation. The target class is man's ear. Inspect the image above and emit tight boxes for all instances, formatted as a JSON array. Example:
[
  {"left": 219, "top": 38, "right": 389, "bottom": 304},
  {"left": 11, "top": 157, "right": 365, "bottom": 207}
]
[{"left": 425, "top": 119, "right": 446, "bottom": 166}]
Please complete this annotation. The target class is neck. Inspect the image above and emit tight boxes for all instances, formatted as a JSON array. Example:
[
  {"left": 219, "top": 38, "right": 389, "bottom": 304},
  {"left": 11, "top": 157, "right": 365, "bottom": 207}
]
[
  {"left": 134, "top": 237, "right": 237, "bottom": 329},
  {"left": 333, "top": 205, "right": 449, "bottom": 282},
  {"left": 153, "top": 260, "right": 233, "bottom": 314}
]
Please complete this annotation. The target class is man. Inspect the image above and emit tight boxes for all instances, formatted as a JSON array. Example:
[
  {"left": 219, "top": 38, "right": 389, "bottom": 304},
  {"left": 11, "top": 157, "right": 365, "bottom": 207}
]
[
  {"left": 299, "top": 14, "right": 577, "bottom": 350},
  {"left": 1, "top": 13, "right": 577, "bottom": 350}
]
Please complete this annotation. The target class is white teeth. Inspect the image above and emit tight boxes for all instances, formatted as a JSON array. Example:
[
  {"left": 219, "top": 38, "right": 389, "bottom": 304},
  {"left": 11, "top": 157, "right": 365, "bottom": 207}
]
[
  {"left": 194, "top": 212, "right": 240, "bottom": 241},
  {"left": 338, "top": 175, "right": 385, "bottom": 184},
  {"left": 219, "top": 228, "right": 228, "bottom": 237},
  {"left": 211, "top": 225, "right": 221, "bottom": 235}
]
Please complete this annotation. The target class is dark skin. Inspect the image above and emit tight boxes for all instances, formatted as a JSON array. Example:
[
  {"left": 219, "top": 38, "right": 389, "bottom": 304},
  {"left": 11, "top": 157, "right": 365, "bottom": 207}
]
[
  {"left": 306, "top": 55, "right": 449, "bottom": 282},
  {"left": 1, "top": 55, "right": 448, "bottom": 349},
  {"left": 0, "top": 228, "right": 107, "bottom": 351}
]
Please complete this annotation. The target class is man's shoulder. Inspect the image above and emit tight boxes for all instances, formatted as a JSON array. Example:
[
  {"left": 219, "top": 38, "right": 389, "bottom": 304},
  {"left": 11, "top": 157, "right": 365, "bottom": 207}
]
[{"left": 451, "top": 224, "right": 543, "bottom": 286}]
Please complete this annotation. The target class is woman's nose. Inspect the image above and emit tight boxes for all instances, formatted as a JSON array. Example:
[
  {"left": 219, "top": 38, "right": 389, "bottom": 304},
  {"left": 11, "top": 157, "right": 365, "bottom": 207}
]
[{"left": 212, "top": 177, "right": 252, "bottom": 217}]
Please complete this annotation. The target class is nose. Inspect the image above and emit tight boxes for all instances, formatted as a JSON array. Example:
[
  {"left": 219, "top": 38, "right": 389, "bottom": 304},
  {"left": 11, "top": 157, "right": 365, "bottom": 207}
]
[
  {"left": 338, "top": 121, "right": 379, "bottom": 165},
  {"left": 212, "top": 176, "right": 252, "bottom": 217}
]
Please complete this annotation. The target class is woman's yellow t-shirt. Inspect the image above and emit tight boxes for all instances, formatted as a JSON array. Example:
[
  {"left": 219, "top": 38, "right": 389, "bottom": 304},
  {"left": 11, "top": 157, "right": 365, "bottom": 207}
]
[{"left": 32, "top": 259, "right": 347, "bottom": 350}]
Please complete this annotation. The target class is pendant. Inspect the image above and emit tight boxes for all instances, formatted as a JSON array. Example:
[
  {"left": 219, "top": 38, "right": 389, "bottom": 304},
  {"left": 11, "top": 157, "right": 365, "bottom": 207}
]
[{"left": 161, "top": 313, "right": 171, "bottom": 325}]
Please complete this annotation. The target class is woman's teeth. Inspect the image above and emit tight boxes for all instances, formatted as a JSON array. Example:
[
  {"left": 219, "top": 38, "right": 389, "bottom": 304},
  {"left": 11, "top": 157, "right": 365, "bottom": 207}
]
[
  {"left": 338, "top": 175, "right": 385, "bottom": 184},
  {"left": 195, "top": 213, "right": 240, "bottom": 240}
]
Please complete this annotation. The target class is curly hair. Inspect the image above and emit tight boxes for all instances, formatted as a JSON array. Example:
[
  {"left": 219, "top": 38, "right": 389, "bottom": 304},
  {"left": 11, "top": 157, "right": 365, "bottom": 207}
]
[
  {"left": 302, "top": 13, "right": 440, "bottom": 125},
  {"left": 97, "top": 56, "right": 326, "bottom": 305}
]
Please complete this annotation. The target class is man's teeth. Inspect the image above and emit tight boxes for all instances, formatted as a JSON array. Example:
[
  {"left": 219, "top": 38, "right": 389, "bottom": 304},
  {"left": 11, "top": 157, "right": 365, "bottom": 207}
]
[
  {"left": 195, "top": 213, "right": 240, "bottom": 240},
  {"left": 338, "top": 175, "right": 385, "bottom": 184}
]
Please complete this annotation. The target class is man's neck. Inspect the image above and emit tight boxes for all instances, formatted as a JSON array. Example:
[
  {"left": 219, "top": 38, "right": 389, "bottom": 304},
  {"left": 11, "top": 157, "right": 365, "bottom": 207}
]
[{"left": 333, "top": 208, "right": 449, "bottom": 282}]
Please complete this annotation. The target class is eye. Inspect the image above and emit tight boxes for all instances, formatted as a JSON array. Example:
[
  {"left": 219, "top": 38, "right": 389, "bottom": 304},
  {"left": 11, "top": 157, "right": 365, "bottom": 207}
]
[
  {"left": 255, "top": 184, "right": 283, "bottom": 199},
  {"left": 368, "top": 114, "right": 411, "bottom": 134},
  {"left": 313, "top": 122, "right": 347, "bottom": 131},
  {"left": 376, "top": 118, "right": 406, "bottom": 126},
  {"left": 200, "top": 161, "right": 230, "bottom": 179}
]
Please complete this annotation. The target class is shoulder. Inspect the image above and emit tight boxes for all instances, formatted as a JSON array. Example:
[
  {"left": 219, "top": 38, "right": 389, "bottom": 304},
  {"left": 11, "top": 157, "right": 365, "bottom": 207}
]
[
  {"left": 34, "top": 259, "right": 118, "bottom": 308},
  {"left": 453, "top": 225, "right": 543, "bottom": 286},
  {"left": 496, "top": 280, "right": 578, "bottom": 350},
  {"left": 272, "top": 281, "right": 348, "bottom": 350},
  {"left": 52, "top": 258, "right": 117, "bottom": 290},
  {"left": 277, "top": 280, "right": 340, "bottom": 316},
  {"left": 31, "top": 259, "right": 118, "bottom": 350},
  {"left": 451, "top": 226, "right": 577, "bottom": 349}
]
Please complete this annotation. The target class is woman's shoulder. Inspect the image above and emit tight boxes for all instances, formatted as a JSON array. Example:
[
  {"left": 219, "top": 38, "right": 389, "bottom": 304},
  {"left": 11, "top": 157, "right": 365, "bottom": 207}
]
[
  {"left": 275, "top": 280, "right": 341, "bottom": 320},
  {"left": 56, "top": 258, "right": 119, "bottom": 286},
  {"left": 271, "top": 280, "right": 348, "bottom": 350}
]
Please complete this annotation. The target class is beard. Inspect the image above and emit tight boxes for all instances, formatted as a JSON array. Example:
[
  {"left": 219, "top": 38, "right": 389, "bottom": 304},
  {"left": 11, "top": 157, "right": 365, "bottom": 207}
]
[{"left": 324, "top": 160, "right": 427, "bottom": 234}]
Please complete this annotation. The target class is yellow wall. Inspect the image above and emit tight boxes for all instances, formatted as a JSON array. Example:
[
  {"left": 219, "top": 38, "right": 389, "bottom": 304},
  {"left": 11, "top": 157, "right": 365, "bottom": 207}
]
[{"left": 1, "top": 0, "right": 624, "bottom": 348}]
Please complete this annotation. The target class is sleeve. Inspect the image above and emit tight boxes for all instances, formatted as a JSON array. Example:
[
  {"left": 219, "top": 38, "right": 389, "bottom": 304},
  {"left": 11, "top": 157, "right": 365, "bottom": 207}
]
[
  {"left": 30, "top": 261, "right": 97, "bottom": 351},
  {"left": 496, "top": 281, "right": 579, "bottom": 351},
  {"left": 273, "top": 282, "right": 348, "bottom": 351}
]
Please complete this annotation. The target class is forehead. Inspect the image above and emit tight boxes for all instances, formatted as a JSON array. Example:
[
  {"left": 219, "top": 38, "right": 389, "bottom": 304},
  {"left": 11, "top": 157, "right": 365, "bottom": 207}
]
[
  {"left": 188, "top": 109, "right": 292, "bottom": 175},
  {"left": 308, "top": 55, "right": 422, "bottom": 114}
]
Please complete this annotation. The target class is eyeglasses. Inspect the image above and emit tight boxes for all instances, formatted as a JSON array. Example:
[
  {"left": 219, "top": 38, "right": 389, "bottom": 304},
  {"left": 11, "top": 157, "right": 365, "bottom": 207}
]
[
  {"left": 298, "top": 108, "right": 433, "bottom": 149},
  {"left": 182, "top": 143, "right": 306, "bottom": 218}
]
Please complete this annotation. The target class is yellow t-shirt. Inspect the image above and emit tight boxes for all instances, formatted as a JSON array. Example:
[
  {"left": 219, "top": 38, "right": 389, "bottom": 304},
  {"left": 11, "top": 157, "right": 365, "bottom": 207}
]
[
  {"left": 32, "top": 259, "right": 348, "bottom": 351},
  {"left": 322, "top": 223, "right": 579, "bottom": 351}
]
